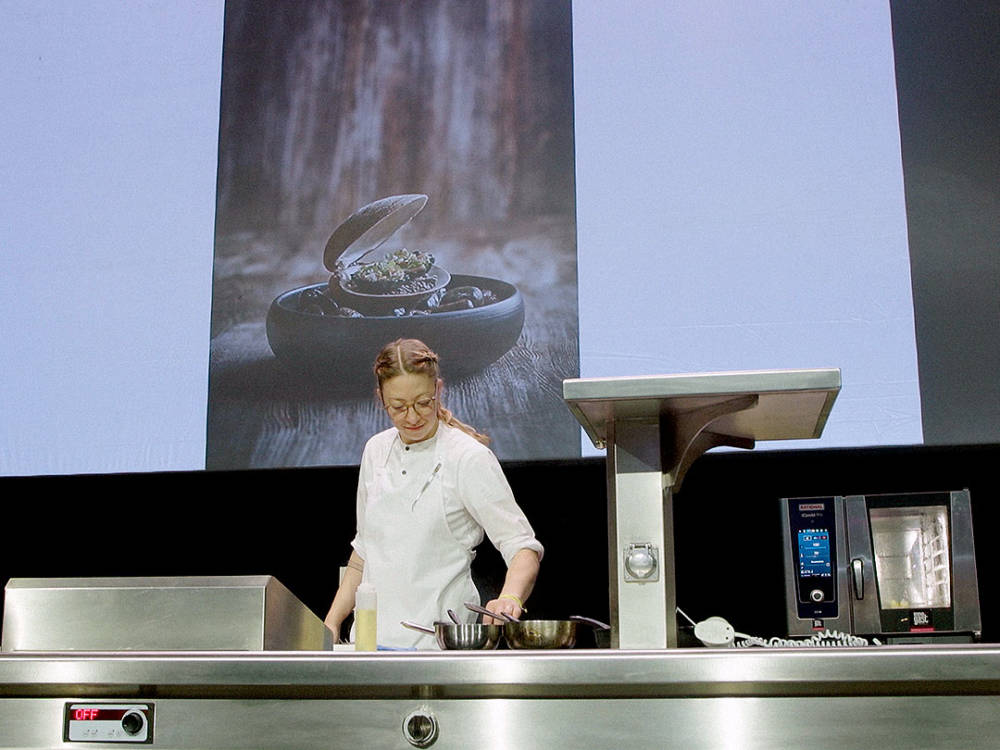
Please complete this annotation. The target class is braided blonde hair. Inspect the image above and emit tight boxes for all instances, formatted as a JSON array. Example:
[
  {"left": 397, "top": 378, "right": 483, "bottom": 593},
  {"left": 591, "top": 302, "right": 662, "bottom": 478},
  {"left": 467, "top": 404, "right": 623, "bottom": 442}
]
[{"left": 373, "top": 338, "right": 490, "bottom": 445}]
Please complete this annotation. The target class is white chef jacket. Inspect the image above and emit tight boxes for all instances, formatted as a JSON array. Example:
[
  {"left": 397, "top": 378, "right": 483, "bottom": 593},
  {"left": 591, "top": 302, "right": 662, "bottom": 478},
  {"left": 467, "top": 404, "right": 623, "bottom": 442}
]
[{"left": 351, "top": 422, "right": 543, "bottom": 648}]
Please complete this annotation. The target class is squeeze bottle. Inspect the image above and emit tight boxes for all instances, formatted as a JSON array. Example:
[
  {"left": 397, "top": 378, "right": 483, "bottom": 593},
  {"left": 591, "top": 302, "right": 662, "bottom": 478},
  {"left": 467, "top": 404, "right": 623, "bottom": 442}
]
[{"left": 354, "top": 582, "right": 377, "bottom": 651}]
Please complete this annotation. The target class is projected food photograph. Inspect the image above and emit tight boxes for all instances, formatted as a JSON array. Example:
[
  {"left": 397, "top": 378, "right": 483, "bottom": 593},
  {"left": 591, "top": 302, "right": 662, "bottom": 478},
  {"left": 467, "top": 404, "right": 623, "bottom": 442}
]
[{"left": 207, "top": 0, "right": 579, "bottom": 469}]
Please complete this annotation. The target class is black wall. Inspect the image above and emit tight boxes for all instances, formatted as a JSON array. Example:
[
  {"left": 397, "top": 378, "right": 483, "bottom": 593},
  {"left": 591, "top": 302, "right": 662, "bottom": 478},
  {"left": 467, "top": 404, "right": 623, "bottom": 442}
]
[
  {"left": 4, "top": 442, "right": 997, "bottom": 644},
  {"left": 892, "top": 0, "right": 1000, "bottom": 443}
]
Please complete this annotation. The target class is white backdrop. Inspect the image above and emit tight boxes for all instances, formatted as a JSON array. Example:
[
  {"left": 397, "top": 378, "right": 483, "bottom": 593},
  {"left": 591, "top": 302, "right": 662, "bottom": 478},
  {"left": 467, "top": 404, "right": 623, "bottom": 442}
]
[
  {"left": 0, "top": 1, "right": 223, "bottom": 474},
  {"left": 573, "top": 1, "right": 920, "bottom": 454},
  {"left": 0, "top": 1, "right": 921, "bottom": 475}
]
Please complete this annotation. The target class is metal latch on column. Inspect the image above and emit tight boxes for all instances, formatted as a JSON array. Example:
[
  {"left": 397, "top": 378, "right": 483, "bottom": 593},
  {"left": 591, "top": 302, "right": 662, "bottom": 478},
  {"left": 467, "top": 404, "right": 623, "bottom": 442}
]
[{"left": 623, "top": 543, "right": 659, "bottom": 582}]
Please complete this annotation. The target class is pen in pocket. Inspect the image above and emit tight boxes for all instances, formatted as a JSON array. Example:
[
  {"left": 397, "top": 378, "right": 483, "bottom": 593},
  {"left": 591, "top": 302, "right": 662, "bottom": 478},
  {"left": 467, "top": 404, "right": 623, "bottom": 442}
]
[{"left": 412, "top": 462, "right": 442, "bottom": 509}]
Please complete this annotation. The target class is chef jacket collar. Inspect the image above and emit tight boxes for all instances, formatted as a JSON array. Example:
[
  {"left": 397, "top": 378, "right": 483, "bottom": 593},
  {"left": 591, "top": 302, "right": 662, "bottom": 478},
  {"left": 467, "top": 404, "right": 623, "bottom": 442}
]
[{"left": 383, "top": 427, "right": 441, "bottom": 467}]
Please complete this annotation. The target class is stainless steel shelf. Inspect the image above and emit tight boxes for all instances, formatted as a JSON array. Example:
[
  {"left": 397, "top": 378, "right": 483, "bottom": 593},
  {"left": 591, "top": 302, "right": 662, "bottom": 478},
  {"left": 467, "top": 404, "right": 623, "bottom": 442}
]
[{"left": 563, "top": 368, "right": 841, "bottom": 450}]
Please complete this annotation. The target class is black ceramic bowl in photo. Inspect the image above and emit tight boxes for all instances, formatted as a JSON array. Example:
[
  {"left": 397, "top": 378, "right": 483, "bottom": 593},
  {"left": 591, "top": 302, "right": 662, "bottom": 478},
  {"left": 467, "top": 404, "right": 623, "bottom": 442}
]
[{"left": 266, "top": 274, "right": 524, "bottom": 381}]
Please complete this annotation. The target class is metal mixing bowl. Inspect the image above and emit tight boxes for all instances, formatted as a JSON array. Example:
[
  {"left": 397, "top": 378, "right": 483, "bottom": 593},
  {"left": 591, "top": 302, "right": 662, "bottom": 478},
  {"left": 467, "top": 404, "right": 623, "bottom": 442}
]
[
  {"left": 434, "top": 622, "right": 504, "bottom": 650},
  {"left": 503, "top": 620, "right": 577, "bottom": 649},
  {"left": 401, "top": 620, "right": 503, "bottom": 650}
]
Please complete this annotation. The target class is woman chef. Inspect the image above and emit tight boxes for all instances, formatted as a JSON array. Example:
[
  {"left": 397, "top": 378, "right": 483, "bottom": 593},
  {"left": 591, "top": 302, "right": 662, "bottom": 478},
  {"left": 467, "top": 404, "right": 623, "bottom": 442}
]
[{"left": 324, "top": 338, "right": 543, "bottom": 648}]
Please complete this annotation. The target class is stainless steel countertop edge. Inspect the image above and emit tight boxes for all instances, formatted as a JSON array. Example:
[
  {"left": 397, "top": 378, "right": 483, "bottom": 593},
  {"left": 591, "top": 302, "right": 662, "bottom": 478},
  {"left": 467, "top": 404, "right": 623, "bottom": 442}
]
[{"left": 1, "top": 645, "right": 998, "bottom": 698}]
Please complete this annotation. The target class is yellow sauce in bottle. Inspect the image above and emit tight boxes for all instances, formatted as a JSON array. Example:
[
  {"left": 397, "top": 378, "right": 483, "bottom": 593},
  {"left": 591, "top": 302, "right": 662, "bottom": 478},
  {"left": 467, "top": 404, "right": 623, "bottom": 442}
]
[
  {"left": 354, "top": 582, "right": 377, "bottom": 651},
  {"left": 355, "top": 608, "right": 377, "bottom": 651}
]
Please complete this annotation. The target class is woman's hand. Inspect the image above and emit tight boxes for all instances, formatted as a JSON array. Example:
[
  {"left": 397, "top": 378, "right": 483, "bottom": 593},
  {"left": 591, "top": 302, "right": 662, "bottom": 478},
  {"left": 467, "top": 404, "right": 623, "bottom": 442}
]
[
  {"left": 323, "top": 613, "right": 344, "bottom": 644},
  {"left": 483, "top": 595, "right": 522, "bottom": 624},
  {"left": 325, "top": 551, "right": 365, "bottom": 644}
]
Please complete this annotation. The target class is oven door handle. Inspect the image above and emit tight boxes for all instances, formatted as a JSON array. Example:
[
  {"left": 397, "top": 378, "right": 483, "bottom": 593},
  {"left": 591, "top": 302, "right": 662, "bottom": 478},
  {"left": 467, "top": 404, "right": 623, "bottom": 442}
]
[{"left": 851, "top": 558, "right": 865, "bottom": 600}]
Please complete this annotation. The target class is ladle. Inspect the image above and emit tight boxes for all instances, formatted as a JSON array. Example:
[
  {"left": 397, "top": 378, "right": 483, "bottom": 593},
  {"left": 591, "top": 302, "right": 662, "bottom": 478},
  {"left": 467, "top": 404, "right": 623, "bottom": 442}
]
[
  {"left": 570, "top": 615, "right": 612, "bottom": 648},
  {"left": 464, "top": 601, "right": 514, "bottom": 622},
  {"left": 401, "top": 620, "right": 437, "bottom": 635},
  {"left": 570, "top": 615, "right": 611, "bottom": 630}
]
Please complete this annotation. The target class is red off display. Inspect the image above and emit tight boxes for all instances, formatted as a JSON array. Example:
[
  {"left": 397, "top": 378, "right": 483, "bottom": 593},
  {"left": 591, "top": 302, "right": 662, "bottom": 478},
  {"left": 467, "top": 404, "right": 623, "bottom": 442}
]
[{"left": 72, "top": 708, "right": 125, "bottom": 721}]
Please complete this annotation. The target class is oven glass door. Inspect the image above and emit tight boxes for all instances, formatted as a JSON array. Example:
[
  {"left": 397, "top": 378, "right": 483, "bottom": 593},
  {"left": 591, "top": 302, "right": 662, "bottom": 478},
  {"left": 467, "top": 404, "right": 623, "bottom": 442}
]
[{"left": 869, "top": 504, "right": 951, "bottom": 611}]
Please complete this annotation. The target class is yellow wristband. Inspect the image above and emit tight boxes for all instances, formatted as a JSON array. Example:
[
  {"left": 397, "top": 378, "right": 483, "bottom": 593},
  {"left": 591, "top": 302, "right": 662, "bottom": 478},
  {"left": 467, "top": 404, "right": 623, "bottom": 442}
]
[{"left": 498, "top": 593, "right": 525, "bottom": 612}]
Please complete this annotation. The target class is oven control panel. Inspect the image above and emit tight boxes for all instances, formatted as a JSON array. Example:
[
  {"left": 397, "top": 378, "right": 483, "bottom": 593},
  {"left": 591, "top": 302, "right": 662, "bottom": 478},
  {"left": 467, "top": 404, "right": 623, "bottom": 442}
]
[
  {"left": 65, "top": 703, "right": 153, "bottom": 743},
  {"left": 786, "top": 498, "right": 839, "bottom": 620}
]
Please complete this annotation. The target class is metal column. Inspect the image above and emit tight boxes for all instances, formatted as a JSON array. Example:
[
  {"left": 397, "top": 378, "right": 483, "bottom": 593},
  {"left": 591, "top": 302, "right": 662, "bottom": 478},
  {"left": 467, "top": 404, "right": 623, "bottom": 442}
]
[{"left": 564, "top": 369, "right": 841, "bottom": 649}]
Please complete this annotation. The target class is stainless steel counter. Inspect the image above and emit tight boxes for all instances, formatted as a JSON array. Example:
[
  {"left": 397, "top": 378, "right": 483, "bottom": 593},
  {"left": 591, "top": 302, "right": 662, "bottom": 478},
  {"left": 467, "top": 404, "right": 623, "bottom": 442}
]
[
  {"left": 2, "top": 645, "right": 999, "bottom": 748},
  {"left": 2, "top": 576, "right": 330, "bottom": 653}
]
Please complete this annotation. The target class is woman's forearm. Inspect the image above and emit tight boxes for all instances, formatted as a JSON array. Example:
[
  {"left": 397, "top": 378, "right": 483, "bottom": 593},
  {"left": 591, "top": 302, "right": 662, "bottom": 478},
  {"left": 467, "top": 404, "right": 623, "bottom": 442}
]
[
  {"left": 501, "top": 548, "right": 540, "bottom": 602},
  {"left": 483, "top": 548, "right": 540, "bottom": 622}
]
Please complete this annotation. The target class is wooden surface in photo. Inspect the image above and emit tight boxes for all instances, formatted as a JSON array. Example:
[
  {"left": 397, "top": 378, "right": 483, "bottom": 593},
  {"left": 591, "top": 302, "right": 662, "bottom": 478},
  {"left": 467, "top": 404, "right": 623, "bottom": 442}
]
[
  {"left": 206, "top": 217, "right": 580, "bottom": 469},
  {"left": 217, "top": 1, "right": 575, "bottom": 236}
]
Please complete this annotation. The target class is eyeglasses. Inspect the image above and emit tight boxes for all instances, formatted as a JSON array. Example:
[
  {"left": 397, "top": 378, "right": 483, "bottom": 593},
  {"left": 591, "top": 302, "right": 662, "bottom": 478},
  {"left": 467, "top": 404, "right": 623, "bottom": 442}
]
[{"left": 384, "top": 396, "right": 437, "bottom": 418}]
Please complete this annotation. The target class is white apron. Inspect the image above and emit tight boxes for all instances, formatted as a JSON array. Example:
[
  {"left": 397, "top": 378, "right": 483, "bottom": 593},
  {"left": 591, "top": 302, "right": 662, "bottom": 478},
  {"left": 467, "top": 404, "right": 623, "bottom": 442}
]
[{"left": 358, "top": 433, "right": 479, "bottom": 649}]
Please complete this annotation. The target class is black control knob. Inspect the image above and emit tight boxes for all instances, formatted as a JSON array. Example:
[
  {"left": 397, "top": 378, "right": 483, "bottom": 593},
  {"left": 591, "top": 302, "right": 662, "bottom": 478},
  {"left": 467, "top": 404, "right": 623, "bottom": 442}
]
[
  {"left": 120, "top": 710, "right": 145, "bottom": 737},
  {"left": 810, "top": 589, "right": 825, "bottom": 603}
]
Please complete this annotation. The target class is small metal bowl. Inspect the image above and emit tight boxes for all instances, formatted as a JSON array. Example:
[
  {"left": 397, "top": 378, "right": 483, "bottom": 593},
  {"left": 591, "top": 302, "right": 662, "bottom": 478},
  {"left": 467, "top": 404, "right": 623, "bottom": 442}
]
[
  {"left": 434, "top": 621, "right": 504, "bottom": 650},
  {"left": 401, "top": 620, "right": 504, "bottom": 650}
]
